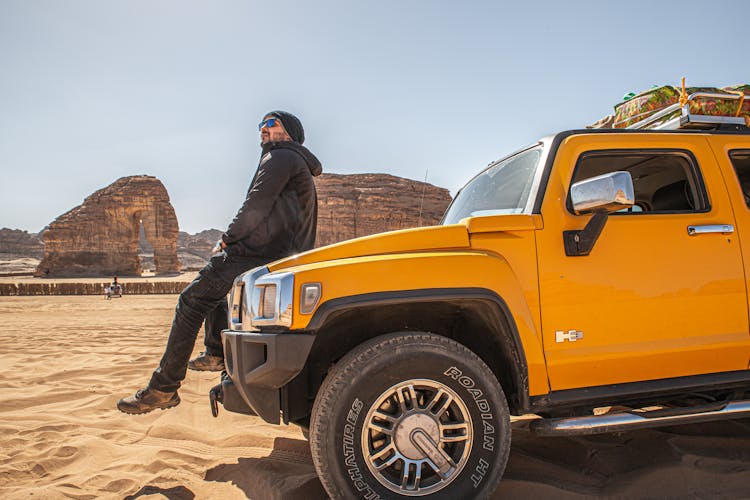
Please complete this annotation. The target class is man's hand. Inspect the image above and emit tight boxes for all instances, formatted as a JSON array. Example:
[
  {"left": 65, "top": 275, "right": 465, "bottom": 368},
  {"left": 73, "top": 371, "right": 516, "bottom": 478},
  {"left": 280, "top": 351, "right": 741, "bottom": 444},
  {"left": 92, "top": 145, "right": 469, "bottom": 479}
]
[{"left": 212, "top": 239, "right": 227, "bottom": 255}]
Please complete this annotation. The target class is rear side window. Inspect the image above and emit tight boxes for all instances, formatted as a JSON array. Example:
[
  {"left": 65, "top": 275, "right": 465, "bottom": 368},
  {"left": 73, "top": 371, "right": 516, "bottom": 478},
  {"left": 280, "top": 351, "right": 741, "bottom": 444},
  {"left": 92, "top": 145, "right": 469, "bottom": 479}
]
[
  {"left": 570, "top": 150, "right": 708, "bottom": 214},
  {"left": 729, "top": 150, "right": 750, "bottom": 208}
]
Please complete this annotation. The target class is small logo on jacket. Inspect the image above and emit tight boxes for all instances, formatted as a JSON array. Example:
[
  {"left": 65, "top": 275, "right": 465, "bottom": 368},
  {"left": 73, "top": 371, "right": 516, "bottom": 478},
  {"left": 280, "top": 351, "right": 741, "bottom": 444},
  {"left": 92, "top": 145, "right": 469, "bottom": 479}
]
[{"left": 555, "top": 330, "right": 584, "bottom": 343}]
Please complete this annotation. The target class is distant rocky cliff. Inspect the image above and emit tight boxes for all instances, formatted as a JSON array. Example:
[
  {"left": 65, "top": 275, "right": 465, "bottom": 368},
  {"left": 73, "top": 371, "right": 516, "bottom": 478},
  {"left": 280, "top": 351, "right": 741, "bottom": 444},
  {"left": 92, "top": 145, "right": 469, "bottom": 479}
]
[
  {"left": 0, "top": 229, "right": 44, "bottom": 275},
  {"left": 177, "top": 229, "right": 223, "bottom": 260},
  {"left": 314, "top": 173, "right": 451, "bottom": 246},
  {"left": 0, "top": 229, "right": 43, "bottom": 258},
  {"left": 36, "top": 176, "right": 180, "bottom": 277}
]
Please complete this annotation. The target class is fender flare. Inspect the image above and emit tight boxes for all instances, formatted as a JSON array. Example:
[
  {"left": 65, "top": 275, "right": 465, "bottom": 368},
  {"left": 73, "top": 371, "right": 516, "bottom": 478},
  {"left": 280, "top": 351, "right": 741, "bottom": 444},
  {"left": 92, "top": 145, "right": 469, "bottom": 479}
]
[{"left": 305, "top": 287, "right": 531, "bottom": 411}]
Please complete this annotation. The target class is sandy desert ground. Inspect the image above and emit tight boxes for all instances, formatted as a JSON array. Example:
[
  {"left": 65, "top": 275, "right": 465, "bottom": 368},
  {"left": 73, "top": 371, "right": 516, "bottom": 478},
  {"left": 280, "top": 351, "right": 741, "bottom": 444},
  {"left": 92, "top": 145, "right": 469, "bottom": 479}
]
[{"left": 1, "top": 294, "right": 749, "bottom": 499}]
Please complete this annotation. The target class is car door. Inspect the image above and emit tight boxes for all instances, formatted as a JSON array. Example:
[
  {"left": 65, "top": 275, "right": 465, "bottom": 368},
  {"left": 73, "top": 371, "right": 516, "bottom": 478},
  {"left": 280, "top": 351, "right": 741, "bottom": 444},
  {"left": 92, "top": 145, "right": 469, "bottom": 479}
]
[
  {"left": 708, "top": 138, "right": 750, "bottom": 344},
  {"left": 536, "top": 133, "right": 750, "bottom": 391}
]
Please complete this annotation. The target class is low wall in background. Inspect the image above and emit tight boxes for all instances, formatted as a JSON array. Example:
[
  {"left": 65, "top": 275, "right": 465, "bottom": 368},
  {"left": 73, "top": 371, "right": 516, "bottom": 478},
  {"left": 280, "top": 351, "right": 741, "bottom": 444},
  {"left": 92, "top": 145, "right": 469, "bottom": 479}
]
[{"left": 0, "top": 282, "right": 190, "bottom": 296}]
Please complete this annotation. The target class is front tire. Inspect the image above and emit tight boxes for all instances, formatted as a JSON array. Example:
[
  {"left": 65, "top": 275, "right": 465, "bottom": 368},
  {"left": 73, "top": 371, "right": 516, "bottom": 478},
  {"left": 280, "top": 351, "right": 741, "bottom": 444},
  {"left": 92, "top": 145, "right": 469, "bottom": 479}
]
[{"left": 309, "top": 332, "right": 510, "bottom": 499}]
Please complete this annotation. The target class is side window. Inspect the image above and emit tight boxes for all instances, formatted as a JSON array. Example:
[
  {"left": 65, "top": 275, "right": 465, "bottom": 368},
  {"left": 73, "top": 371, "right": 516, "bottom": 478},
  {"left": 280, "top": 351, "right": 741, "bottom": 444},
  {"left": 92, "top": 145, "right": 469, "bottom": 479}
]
[
  {"left": 729, "top": 150, "right": 750, "bottom": 208},
  {"left": 570, "top": 150, "right": 708, "bottom": 214}
]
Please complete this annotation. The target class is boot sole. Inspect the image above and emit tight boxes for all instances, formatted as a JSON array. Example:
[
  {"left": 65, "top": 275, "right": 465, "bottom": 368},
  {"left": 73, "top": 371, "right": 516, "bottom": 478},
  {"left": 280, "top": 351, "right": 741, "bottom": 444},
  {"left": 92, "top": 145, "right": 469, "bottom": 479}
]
[
  {"left": 188, "top": 365, "right": 224, "bottom": 372},
  {"left": 117, "top": 397, "right": 181, "bottom": 415}
]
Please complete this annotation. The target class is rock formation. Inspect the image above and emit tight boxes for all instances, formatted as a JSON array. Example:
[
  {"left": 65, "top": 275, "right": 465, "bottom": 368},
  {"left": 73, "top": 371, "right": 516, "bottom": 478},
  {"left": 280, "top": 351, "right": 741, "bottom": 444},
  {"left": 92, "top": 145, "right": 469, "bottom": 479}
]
[
  {"left": 0, "top": 229, "right": 44, "bottom": 275},
  {"left": 314, "top": 173, "right": 452, "bottom": 246},
  {"left": 36, "top": 176, "right": 179, "bottom": 277},
  {"left": 0, "top": 229, "right": 44, "bottom": 258},
  {"left": 176, "top": 229, "right": 223, "bottom": 270}
]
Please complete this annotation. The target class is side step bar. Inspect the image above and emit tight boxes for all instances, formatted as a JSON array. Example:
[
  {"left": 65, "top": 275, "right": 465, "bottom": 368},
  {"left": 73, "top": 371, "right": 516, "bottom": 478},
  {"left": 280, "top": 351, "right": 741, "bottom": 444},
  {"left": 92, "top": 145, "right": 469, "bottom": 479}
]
[{"left": 530, "top": 400, "right": 750, "bottom": 436}]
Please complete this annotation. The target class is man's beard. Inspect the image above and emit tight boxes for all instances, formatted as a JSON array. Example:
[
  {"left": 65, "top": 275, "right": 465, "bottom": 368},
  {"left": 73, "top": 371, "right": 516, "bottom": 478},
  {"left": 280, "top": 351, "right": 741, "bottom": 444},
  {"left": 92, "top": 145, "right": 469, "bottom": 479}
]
[{"left": 261, "top": 133, "right": 290, "bottom": 145}]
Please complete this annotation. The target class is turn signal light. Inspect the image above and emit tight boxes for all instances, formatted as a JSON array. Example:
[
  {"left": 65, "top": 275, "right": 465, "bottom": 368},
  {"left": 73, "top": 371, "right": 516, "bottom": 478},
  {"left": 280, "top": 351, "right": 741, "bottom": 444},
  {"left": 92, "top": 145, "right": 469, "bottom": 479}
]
[{"left": 300, "top": 283, "right": 321, "bottom": 314}]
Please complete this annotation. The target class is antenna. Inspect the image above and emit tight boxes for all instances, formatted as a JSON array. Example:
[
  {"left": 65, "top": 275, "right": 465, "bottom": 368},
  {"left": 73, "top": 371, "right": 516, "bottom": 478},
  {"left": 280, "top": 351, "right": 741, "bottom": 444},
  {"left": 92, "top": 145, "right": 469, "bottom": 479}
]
[{"left": 418, "top": 169, "right": 428, "bottom": 226}]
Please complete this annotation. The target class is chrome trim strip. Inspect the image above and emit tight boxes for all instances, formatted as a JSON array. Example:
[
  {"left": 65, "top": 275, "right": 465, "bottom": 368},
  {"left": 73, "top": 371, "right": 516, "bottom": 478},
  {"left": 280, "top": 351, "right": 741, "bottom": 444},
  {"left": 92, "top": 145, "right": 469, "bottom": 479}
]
[
  {"left": 687, "top": 224, "right": 734, "bottom": 235},
  {"left": 229, "top": 281, "right": 244, "bottom": 329},
  {"left": 531, "top": 400, "right": 750, "bottom": 436}
]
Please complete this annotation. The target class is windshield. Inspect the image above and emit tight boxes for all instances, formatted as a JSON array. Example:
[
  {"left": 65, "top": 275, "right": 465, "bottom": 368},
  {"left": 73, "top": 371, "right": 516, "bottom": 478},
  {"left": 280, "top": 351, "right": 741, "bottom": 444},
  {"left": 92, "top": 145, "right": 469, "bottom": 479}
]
[{"left": 442, "top": 145, "right": 543, "bottom": 225}]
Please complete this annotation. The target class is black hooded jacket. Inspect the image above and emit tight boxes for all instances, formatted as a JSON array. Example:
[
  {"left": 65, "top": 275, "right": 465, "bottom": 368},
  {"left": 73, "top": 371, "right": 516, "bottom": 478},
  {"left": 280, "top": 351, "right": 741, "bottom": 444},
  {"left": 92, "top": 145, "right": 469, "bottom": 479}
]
[{"left": 221, "top": 141, "right": 322, "bottom": 260}]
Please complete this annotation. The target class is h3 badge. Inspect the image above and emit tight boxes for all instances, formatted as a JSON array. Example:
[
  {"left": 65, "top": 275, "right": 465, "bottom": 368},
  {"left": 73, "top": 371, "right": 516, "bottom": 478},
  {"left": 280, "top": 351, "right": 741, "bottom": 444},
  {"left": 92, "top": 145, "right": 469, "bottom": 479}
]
[{"left": 555, "top": 329, "right": 584, "bottom": 343}]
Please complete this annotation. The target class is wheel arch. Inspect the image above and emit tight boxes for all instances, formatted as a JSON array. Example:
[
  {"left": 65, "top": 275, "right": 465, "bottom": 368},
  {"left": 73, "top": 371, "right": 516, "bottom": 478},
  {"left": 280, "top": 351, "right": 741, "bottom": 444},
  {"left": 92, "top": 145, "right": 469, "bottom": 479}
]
[{"left": 284, "top": 288, "right": 532, "bottom": 423}]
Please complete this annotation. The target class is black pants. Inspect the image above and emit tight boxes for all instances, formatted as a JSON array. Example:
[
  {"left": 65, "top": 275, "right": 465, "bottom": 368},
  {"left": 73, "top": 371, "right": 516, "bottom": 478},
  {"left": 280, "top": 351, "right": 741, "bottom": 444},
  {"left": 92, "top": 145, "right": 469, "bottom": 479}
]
[
  {"left": 202, "top": 299, "right": 228, "bottom": 358},
  {"left": 148, "top": 252, "right": 266, "bottom": 393}
]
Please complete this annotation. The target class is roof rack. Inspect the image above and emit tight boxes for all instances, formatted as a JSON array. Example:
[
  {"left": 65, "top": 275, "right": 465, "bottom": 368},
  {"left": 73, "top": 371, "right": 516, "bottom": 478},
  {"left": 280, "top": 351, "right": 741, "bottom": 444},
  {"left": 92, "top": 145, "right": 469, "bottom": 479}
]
[{"left": 628, "top": 92, "right": 748, "bottom": 130}]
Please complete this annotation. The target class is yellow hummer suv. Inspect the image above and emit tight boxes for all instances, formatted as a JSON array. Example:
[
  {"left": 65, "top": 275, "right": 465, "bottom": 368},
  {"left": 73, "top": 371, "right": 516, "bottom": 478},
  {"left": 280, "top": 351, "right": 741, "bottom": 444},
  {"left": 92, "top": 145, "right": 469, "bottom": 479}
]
[{"left": 212, "top": 111, "right": 750, "bottom": 498}]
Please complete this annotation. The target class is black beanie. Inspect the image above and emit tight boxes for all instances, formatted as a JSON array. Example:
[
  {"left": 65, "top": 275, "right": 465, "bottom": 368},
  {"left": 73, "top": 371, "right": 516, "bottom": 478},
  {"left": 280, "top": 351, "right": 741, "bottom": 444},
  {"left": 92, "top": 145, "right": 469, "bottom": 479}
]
[{"left": 266, "top": 110, "right": 305, "bottom": 144}]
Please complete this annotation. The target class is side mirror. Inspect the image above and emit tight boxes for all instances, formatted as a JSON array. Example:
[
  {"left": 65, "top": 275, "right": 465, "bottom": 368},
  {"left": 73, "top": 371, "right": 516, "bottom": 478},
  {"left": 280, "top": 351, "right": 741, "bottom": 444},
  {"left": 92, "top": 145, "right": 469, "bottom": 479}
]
[
  {"left": 570, "top": 171, "right": 634, "bottom": 215},
  {"left": 564, "top": 171, "right": 635, "bottom": 257}
]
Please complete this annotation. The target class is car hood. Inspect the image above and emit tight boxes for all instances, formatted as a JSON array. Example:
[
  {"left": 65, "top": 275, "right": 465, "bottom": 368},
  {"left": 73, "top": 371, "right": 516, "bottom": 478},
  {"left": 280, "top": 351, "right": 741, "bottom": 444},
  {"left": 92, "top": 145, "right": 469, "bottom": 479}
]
[
  {"left": 268, "top": 224, "right": 470, "bottom": 271},
  {"left": 267, "top": 215, "right": 542, "bottom": 272}
]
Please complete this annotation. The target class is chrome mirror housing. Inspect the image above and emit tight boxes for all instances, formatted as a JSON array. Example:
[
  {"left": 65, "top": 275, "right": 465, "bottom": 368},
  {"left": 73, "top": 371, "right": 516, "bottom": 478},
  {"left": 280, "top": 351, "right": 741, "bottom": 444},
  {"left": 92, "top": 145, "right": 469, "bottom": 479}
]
[{"left": 570, "top": 171, "right": 634, "bottom": 215}]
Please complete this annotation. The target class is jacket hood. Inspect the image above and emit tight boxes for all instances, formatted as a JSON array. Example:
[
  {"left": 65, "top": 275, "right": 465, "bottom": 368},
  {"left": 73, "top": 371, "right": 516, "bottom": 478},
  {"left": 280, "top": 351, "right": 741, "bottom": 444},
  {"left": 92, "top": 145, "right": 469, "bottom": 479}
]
[{"left": 263, "top": 141, "right": 323, "bottom": 176}]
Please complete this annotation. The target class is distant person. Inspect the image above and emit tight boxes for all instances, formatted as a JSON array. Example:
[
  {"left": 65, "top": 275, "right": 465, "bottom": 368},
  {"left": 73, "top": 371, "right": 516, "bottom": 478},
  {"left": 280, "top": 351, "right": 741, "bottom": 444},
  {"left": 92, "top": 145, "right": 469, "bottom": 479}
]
[
  {"left": 118, "top": 110, "right": 322, "bottom": 414},
  {"left": 107, "top": 275, "right": 122, "bottom": 299}
]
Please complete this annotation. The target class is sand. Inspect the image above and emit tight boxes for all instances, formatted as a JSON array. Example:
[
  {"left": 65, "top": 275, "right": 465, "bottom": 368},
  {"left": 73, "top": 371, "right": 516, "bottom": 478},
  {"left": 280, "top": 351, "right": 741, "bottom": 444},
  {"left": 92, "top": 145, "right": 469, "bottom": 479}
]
[{"left": 1, "top": 295, "right": 749, "bottom": 499}]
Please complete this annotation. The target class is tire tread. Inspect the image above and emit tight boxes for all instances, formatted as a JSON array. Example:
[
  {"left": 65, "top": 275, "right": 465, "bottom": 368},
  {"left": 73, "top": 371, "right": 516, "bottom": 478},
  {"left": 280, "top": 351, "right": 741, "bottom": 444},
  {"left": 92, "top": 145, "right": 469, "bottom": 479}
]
[{"left": 310, "top": 332, "right": 509, "bottom": 499}]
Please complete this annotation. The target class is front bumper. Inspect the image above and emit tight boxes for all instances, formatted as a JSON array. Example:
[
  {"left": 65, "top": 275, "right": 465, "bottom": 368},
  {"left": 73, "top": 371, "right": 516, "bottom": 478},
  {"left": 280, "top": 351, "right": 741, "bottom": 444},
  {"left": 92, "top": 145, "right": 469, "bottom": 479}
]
[{"left": 219, "top": 329, "right": 315, "bottom": 424}]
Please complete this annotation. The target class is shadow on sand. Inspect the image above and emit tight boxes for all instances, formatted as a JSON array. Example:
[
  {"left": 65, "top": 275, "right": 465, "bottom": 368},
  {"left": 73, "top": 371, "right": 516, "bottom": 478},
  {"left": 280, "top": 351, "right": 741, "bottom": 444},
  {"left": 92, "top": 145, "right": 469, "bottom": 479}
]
[
  {"left": 493, "top": 417, "right": 750, "bottom": 498},
  {"left": 206, "top": 419, "right": 750, "bottom": 499},
  {"left": 124, "top": 485, "right": 195, "bottom": 500},
  {"left": 205, "top": 437, "right": 327, "bottom": 500}
]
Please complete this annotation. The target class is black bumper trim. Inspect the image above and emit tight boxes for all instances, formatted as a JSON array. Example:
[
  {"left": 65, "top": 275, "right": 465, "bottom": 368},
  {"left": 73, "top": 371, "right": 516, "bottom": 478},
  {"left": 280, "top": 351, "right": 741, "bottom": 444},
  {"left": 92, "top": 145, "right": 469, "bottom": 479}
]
[{"left": 221, "top": 330, "right": 315, "bottom": 424}]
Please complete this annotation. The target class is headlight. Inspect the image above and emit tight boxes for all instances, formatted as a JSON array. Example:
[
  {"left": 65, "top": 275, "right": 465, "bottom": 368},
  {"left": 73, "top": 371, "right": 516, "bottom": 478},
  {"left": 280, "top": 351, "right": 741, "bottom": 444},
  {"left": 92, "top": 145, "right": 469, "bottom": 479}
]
[
  {"left": 250, "top": 272, "right": 294, "bottom": 328},
  {"left": 228, "top": 266, "right": 269, "bottom": 331},
  {"left": 227, "top": 268, "right": 306, "bottom": 331},
  {"left": 259, "top": 284, "right": 277, "bottom": 319}
]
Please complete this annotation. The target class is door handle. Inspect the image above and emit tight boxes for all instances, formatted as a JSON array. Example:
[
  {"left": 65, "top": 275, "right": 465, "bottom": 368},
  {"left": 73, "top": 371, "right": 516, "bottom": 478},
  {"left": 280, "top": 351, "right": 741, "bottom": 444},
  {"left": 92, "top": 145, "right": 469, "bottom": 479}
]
[{"left": 687, "top": 224, "right": 734, "bottom": 235}]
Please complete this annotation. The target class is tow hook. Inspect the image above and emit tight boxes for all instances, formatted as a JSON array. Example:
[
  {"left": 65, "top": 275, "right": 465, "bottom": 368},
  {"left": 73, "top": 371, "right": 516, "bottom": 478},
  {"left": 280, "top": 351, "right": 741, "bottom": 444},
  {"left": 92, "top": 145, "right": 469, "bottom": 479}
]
[{"left": 209, "top": 384, "right": 223, "bottom": 418}]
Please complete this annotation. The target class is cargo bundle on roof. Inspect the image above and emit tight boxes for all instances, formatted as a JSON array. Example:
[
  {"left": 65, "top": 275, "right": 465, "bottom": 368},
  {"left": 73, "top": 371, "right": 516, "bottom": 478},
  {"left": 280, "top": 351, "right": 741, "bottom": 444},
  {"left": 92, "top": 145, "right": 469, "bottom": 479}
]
[{"left": 590, "top": 79, "right": 750, "bottom": 131}]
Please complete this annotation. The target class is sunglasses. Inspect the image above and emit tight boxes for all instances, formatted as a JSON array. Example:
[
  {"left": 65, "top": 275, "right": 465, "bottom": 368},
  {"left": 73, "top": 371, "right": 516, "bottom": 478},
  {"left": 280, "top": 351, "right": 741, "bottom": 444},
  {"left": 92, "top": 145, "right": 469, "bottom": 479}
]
[{"left": 258, "top": 118, "right": 280, "bottom": 130}]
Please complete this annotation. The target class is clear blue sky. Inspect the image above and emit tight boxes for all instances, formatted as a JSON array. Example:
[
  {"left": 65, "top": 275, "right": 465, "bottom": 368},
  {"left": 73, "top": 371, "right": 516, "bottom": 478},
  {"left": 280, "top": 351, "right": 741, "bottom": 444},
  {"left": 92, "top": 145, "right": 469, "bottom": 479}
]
[{"left": 1, "top": 0, "right": 747, "bottom": 233}]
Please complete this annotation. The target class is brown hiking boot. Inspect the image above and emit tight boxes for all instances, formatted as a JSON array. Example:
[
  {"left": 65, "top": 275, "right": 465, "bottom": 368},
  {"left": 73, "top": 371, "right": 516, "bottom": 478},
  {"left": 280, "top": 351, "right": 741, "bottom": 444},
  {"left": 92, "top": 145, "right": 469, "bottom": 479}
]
[
  {"left": 188, "top": 352, "right": 224, "bottom": 372},
  {"left": 117, "top": 387, "right": 180, "bottom": 414}
]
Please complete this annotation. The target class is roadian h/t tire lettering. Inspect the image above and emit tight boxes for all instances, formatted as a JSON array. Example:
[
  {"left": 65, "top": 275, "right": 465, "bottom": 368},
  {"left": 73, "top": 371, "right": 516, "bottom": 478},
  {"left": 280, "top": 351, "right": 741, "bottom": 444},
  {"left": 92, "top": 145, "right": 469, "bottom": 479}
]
[{"left": 309, "top": 332, "right": 511, "bottom": 499}]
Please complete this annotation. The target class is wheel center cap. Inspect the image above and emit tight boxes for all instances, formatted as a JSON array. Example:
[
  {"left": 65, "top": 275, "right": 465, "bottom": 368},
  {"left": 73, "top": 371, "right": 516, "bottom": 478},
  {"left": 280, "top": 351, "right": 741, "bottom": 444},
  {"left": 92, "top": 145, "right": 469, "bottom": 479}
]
[{"left": 394, "top": 413, "right": 440, "bottom": 460}]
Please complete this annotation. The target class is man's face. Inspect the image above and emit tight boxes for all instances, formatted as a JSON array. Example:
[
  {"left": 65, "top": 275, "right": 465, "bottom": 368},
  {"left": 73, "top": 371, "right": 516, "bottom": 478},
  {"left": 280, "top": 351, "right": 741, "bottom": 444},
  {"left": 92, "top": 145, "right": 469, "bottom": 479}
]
[{"left": 259, "top": 116, "right": 291, "bottom": 144}]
